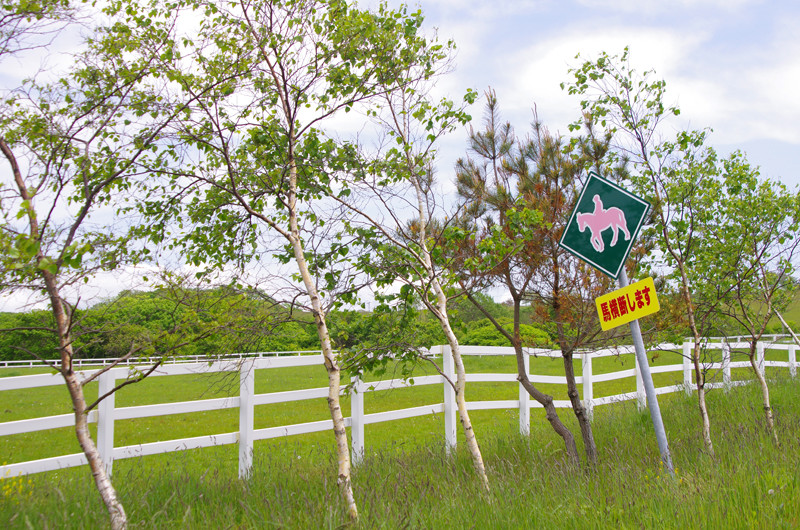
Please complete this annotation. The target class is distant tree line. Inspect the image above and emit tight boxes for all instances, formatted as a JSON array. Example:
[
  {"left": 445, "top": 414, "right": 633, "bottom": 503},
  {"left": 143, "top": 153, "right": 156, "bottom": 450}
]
[{"left": 0, "top": 290, "right": 556, "bottom": 361}]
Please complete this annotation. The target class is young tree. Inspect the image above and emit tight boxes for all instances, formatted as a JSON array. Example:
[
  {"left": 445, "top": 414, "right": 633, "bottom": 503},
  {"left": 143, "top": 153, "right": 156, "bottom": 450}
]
[
  {"left": 134, "top": 0, "right": 456, "bottom": 519},
  {"left": 564, "top": 48, "right": 736, "bottom": 456},
  {"left": 335, "top": 55, "right": 495, "bottom": 488},
  {"left": 706, "top": 153, "right": 800, "bottom": 445}
]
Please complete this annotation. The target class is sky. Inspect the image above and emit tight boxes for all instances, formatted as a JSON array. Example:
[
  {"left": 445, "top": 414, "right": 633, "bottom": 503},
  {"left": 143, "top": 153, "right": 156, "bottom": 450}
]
[
  {"left": 2, "top": 0, "right": 799, "bottom": 312},
  {"left": 380, "top": 0, "right": 800, "bottom": 188}
]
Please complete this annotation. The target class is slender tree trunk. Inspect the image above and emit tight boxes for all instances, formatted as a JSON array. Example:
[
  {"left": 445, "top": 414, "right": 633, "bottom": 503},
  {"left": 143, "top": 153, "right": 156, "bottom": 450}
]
[
  {"left": 692, "top": 340, "right": 715, "bottom": 457},
  {"left": 409, "top": 173, "right": 489, "bottom": 491},
  {"left": 560, "top": 351, "right": 597, "bottom": 465},
  {"left": 748, "top": 344, "right": 779, "bottom": 446},
  {"left": 647, "top": 166, "right": 715, "bottom": 457},
  {"left": 434, "top": 288, "right": 491, "bottom": 492},
  {"left": 514, "top": 348, "right": 580, "bottom": 465},
  {"left": 773, "top": 309, "right": 800, "bottom": 348},
  {"left": 677, "top": 261, "right": 715, "bottom": 457},
  {"left": 467, "top": 293, "right": 580, "bottom": 465},
  {"left": 44, "top": 273, "right": 127, "bottom": 530},
  {"left": 64, "top": 372, "right": 127, "bottom": 530},
  {"left": 286, "top": 160, "right": 358, "bottom": 521},
  {"left": 552, "top": 281, "right": 597, "bottom": 465},
  {"left": 7, "top": 137, "right": 127, "bottom": 528}
]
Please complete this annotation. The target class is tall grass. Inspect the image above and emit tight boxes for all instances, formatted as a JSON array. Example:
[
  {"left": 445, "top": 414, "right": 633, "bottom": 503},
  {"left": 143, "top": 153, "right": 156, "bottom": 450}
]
[{"left": 2, "top": 374, "right": 799, "bottom": 528}]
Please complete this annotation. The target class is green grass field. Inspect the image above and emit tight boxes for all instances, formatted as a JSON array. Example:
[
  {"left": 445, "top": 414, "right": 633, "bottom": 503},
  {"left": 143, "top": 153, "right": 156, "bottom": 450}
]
[{"left": 2, "top": 349, "right": 799, "bottom": 528}]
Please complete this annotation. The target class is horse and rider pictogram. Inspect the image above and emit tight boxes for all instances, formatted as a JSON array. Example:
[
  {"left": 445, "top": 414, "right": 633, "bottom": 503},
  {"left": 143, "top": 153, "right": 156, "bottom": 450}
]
[{"left": 577, "top": 194, "right": 631, "bottom": 253}]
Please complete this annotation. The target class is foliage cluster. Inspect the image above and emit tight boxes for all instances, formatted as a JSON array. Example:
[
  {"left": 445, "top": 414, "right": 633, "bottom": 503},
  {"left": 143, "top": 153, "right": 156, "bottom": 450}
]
[{"left": 0, "top": 287, "right": 304, "bottom": 360}]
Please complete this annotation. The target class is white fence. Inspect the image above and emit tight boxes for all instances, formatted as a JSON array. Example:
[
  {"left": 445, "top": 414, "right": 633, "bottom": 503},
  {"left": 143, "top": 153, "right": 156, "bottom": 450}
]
[{"left": 1, "top": 339, "right": 797, "bottom": 480}]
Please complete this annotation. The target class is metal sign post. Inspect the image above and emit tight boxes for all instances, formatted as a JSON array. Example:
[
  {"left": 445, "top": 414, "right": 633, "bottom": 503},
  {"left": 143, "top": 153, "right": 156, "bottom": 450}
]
[{"left": 618, "top": 269, "right": 674, "bottom": 474}]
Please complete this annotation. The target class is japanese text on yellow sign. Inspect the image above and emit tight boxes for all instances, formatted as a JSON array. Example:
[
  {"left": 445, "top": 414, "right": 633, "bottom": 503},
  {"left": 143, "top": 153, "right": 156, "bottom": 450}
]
[{"left": 596, "top": 277, "right": 659, "bottom": 331}]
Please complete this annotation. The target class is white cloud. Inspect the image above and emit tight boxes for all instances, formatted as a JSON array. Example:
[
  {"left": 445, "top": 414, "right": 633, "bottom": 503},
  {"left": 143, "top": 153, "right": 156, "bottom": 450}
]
[
  {"left": 744, "top": 62, "right": 800, "bottom": 143},
  {"left": 496, "top": 25, "right": 710, "bottom": 133},
  {"left": 466, "top": 16, "right": 800, "bottom": 148},
  {"left": 576, "top": 0, "right": 758, "bottom": 14},
  {"left": 411, "top": 0, "right": 800, "bottom": 153},
  {"left": 656, "top": 11, "right": 800, "bottom": 145}
]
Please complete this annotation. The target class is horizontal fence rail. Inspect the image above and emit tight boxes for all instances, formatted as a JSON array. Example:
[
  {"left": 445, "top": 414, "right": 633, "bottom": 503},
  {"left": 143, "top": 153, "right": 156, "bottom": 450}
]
[
  {"left": 0, "top": 350, "right": 325, "bottom": 369},
  {"left": 1, "top": 338, "right": 797, "bottom": 479}
]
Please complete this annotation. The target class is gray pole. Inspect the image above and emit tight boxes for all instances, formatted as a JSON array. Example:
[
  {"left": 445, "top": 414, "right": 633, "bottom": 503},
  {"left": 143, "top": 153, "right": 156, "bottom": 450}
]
[{"left": 618, "top": 269, "right": 674, "bottom": 474}]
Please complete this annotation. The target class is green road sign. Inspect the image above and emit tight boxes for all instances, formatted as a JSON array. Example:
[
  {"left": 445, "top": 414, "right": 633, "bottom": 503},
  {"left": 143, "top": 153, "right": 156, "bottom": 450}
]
[{"left": 559, "top": 172, "right": 650, "bottom": 279}]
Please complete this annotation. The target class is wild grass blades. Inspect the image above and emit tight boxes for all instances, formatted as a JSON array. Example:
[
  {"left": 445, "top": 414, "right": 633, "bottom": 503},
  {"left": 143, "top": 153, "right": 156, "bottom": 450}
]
[{"left": 1, "top": 377, "right": 799, "bottom": 528}]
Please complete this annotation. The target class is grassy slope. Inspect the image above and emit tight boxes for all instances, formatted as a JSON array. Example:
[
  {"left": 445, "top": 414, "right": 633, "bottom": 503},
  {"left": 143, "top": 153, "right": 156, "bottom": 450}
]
[
  {"left": 2, "top": 353, "right": 799, "bottom": 528},
  {"left": 778, "top": 295, "right": 800, "bottom": 329}
]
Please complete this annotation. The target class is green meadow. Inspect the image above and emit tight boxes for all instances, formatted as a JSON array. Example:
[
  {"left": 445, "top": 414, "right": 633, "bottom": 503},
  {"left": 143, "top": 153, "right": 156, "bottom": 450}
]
[{"left": 1, "top": 349, "right": 799, "bottom": 528}]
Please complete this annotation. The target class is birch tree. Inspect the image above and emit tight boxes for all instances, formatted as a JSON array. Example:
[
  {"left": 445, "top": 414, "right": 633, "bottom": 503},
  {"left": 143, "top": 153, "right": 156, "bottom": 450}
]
[
  {"left": 706, "top": 152, "right": 800, "bottom": 446},
  {"left": 134, "top": 0, "right": 454, "bottom": 520},
  {"left": 0, "top": 2, "right": 219, "bottom": 526},
  {"left": 336, "top": 55, "right": 495, "bottom": 489}
]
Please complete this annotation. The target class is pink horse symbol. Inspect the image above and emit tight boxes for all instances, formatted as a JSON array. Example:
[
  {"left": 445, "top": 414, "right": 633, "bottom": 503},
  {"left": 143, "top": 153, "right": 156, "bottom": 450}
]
[{"left": 576, "top": 195, "right": 631, "bottom": 253}]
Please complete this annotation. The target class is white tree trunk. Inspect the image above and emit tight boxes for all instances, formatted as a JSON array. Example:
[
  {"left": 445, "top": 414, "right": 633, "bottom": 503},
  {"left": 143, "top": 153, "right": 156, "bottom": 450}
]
[
  {"left": 677, "top": 261, "right": 714, "bottom": 458},
  {"left": 692, "top": 342, "right": 714, "bottom": 457},
  {"left": 64, "top": 371, "right": 127, "bottom": 530},
  {"left": 7, "top": 135, "right": 128, "bottom": 529},
  {"left": 45, "top": 273, "right": 127, "bottom": 529},
  {"left": 409, "top": 176, "right": 489, "bottom": 492},
  {"left": 749, "top": 349, "right": 779, "bottom": 446},
  {"left": 773, "top": 309, "right": 800, "bottom": 348},
  {"left": 434, "top": 285, "right": 490, "bottom": 492},
  {"left": 286, "top": 160, "right": 358, "bottom": 522}
]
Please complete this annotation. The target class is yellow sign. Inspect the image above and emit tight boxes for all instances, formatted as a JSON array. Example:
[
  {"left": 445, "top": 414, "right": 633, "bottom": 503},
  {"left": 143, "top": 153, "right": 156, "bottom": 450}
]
[{"left": 596, "top": 277, "right": 659, "bottom": 331}]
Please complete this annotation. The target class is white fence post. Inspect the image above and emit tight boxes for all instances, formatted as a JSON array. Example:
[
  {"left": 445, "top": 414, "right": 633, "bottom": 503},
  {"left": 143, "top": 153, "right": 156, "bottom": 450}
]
[
  {"left": 756, "top": 341, "right": 765, "bottom": 377},
  {"left": 97, "top": 370, "right": 116, "bottom": 477},
  {"left": 634, "top": 352, "right": 646, "bottom": 411},
  {"left": 789, "top": 344, "right": 797, "bottom": 378},
  {"left": 682, "top": 341, "right": 692, "bottom": 396},
  {"left": 351, "top": 375, "right": 364, "bottom": 465},
  {"left": 238, "top": 358, "right": 255, "bottom": 479},
  {"left": 442, "top": 344, "right": 457, "bottom": 454},
  {"left": 722, "top": 338, "right": 731, "bottom": 391},
  {"left": 582, "top": 351, "right": 593, "bottom": 422},
  {"left": 519, "top": 351, "right": 530, "bottom": 435}
]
